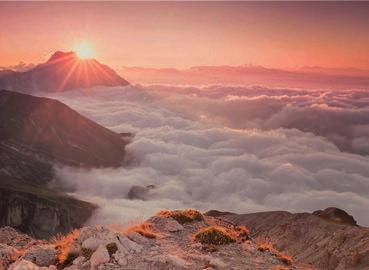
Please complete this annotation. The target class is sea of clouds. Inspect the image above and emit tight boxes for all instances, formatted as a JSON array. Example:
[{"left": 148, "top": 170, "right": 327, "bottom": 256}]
[{"left": 44, "top": 85, "right": 369, "bottom": 226}]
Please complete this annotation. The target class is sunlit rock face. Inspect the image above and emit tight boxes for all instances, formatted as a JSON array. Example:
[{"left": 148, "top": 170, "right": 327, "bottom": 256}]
[{"left": 0, "top": 51, "right": 129, "bottom": 92}]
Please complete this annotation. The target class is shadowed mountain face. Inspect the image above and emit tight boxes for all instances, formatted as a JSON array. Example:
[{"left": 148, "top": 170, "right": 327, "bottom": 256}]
[
  {"left": 208, "top": 208, "right": 369, "bottom": 270},
  {"left": 0, "top": 175, "right": 96, "bottom": 239},
  {"left": 0, "top": 51, "right": 129, "bottom": 92},
  {"left": 0, "top": 90, "right": 131, "bottom": 237},
  {"left": 0, "top": 90, "right": 129, "bottom": 173}
]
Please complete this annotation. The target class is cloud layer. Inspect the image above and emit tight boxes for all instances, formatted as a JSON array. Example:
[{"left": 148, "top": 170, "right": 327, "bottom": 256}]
[{"left": 44, "top": 85, "right": 369, "bottom": 226}]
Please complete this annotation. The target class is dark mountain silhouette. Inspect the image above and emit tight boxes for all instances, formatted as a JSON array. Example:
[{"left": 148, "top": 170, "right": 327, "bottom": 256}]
[
  {"left": 0, "top": 90, "right": 131, "bottom": 237},
  {"left": 0, "top": 89, "right": 130, "bottom": 173},
  {"left": 0, "top": 51, "right": 129, "bottom": 92}
]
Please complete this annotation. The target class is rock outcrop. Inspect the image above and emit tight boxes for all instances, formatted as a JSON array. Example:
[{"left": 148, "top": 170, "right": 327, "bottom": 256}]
[
  {"left": 1, "top": 210, "right": 305, "bottom": 270},
  {"left": 211, "top": 208, "right": 369, "bottom": 270},
  {"left": 312, "top": 207, "right": 357, "bottom": 226},
  {"left": 0, "top": 177, "right": 95, "bottom": 239}
]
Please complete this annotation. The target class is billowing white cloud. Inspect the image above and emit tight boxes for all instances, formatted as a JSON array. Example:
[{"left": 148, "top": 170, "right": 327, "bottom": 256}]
[{"left": 42, "top": 85, "right": 369, "bottom": 226}]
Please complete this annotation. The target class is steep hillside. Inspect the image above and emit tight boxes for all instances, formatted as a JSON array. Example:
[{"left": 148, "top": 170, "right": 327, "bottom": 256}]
[
  {"left": 0, "top": 90, "right": 131, "bottom": 237},
  {"left": 0, "top": 89, "right": 130, "bottom": 182}
]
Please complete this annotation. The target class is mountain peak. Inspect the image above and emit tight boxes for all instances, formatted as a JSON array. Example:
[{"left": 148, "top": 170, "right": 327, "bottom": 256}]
[
  {"left": 47, "top": 51, "right": 78, "bottom": 63},
  {"left": 0, "top": 50, "right": 129, "bottom": 92}
]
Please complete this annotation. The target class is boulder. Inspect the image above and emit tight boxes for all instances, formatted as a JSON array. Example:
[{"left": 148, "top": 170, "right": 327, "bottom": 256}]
[
  {"left": 9, "top": 259, "right": 55, "bottom": 270},
  {"left": 22, "top": 245, "right": 56, "bottom": 267},
  {"left": 149, "top": 216, "right": 184, "bottom": 233},
  {"left": 0, "top": 243, "right": 19, "bottom": 270},
  {"left": 127, "top": 185, "right": 155, "bottom": 200},
  {"left": 82, "top": 237, "right": 103, "bottom": 252},
  {"left": 0, "top": 227, "right": 35, "bottom": 249},
  {"left": 148, "top": 254, "right": 189, "bottom": 269},
  {"left": 90, "top": 245, "right": 110, "bottom": 268}
]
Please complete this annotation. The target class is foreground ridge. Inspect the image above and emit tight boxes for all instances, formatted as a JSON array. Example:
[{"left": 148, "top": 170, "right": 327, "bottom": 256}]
[{"left": 0, "top": 209, "right": 305, "bottom": 270}]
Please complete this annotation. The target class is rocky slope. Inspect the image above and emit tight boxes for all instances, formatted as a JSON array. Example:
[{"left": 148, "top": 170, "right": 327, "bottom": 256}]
[
  {"left": 0, "top": 51, "right": 129, "bottom": 93},
  {"left": 0, "top": 89, "right": 131, "bottom": 182},
  {"left": 209, "top": 208, "right": 369, "bottom": 270},
  {"left": 0, "top": 90, "right": 131, "bottom": 238},
  {"left": 0, "top": 210, "right": 306, "bottom": 270}
]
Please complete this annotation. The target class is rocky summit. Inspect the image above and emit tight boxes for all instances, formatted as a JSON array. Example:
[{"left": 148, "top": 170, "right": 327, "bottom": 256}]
[
  {"left": 209, "top": 208, "right": 369, "bottom": 270},
  {"left": 0, "top": 209, "right": 307, "bottom": 270}
]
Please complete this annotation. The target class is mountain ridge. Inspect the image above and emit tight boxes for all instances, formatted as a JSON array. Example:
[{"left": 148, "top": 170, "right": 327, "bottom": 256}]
[
  {"left": 208, "top": 208, "right": 369, "bottom": 270},
  {"left": 0, "top": 90, "right": 131, "bottom": 238}
]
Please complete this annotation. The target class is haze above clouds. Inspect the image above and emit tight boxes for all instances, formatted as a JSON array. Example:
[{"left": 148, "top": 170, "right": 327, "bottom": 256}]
[{"left": 44, "top": 85, "right": 369, "bottom": 226}]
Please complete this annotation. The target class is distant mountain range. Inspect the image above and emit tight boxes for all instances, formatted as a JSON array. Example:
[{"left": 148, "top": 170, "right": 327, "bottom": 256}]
[
  {"left": 0, "top": 90, "right": 131, "bottom": 238},
  {"left": 0, "top": 51, "right": 129, "bottom": 93},
  {"left": 120, "top": 65, "right": 369, "bottom": 89}
]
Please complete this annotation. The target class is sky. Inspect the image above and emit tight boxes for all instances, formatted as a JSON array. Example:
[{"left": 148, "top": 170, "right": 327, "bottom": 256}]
[{"left": 1, "top": 2, "right": 369, "bottom": 69}]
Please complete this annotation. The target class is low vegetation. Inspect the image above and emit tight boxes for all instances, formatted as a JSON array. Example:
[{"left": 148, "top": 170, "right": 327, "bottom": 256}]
[
  {"left": 80, "top": 247, "right": 93, "bottom": 260},
  {"left": 157, "top": 209, "right": 204, "bottom": 224},
  {"left": 257, "top": 241, "right": 292, "bottom": 266},
  {"left": 61, "top": 252, "right": 79, "bottom": 268},
  {"left": 51, "top": 229, "right": 80, "bottom": 268},
  {"left": 125, "top": 222, "right": 157, "bottom": 239},
  {"left": 106, "top": 242, "right": 118, "bottom": 256},
  {"left": 194, "top": 226, "right": 236, "bottom": 245},
  {"left": 234, "top": 225, "right": 250, "bottom": 242}
]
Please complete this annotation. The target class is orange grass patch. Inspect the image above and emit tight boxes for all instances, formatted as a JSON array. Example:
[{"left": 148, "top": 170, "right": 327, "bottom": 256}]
[
  {"left": 50, "top": 229, "right": 80, "bottom": 266},
  {"left": 257, "top": 241, "right": 293, "bottom": 266},
  {"left": 157, "top": 209, "right": 204, "bottom": 224},
  {"left": 194, "top": 226, "right": 236, "bottom": 245},
  {"left": 124, "top": 222, "right": 157, "bottom": 239}
]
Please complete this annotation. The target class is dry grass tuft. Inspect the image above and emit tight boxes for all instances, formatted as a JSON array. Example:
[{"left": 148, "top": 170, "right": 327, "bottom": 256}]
[
  {"left": 106, "top": 242, "right": 118, "bottom": 256},
  {"left": 257, "top": 241, "right": 292, "bottom": 266},
  {"left": 233, "top": 225, "right": 250, "bottom": 242},
  {"left": 80, "top": 247, "right": 94, "bottom": 260},
  {"left": 194, "top": 226, "right": 236, "bottom": 245},
  {"left": 125, "top": 222, "right": 157, "bottom": 239},
  {"left": 157, "top": 209, "right": 204, "bottom": 224},
  {"left": 51, "top": 229, "right": 80, "bottom": 267}
]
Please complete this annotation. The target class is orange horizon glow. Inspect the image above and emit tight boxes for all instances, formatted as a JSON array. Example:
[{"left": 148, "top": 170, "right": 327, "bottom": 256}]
[{"left": 1, "top": 2, "right": 369, "bottom": 71}]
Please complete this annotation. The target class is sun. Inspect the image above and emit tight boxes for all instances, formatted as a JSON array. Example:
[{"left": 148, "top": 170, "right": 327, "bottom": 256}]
[{"left": 73, "top": 43, "right": 95, "bottom": 59}]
